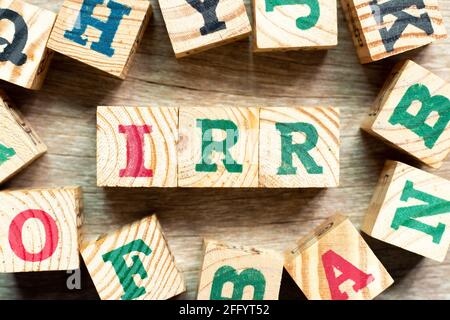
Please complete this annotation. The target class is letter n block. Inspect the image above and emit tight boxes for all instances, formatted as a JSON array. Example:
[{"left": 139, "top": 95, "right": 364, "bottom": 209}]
[
  {"left": 0, "top": 0, "right": 56, "bottom": 89},
  {"left": 362, "top": 160, "right": 450, "bottom": 262},
  {"left": 97, "top": 106, "right": 178, "bottom": 187},
  {"left": 259, "top": 107, "right": 339, "bottom": 188},
  {"left": 158, "top": 0, "right": 252, "bottom": 58},
  {"left": 0, "top": 187, "right": 82, "bottom": 272},
  {"left": 253, "top": 0, "right": 337, "bottom": 51},
  {"left": 285, "top": 214, "right": 393, "bottom": 300},
  {"left": 361, "top": 60, "right": 450, "bottom": 169},
  {"left": 341, "top": 0, "right": 447, "bottom": 64},
  {"left": 178, "top": 107, "right": 259, "bottom": 188},
  {"left": 197, "top": 239, "right": 284, "bottom": 300},
  {"left": 81, "top": 215, "right": 186, "bottom": 300},
  {"left": 48, "top": 0, "right": 151, "bottom": 78}
]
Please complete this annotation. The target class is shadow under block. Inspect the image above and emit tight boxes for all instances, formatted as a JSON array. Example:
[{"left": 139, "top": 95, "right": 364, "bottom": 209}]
[
  {"left": 362, "top": 160, "right": 450, "bottom": 262},
  {"left": 0, "top": 92, "right": 47, "bottom": 184},
  {"left": 285, "top": 214, "right": 394, "bottom": 300},
  {"left": 0, "top": 187, "right": 82, "bottom": 273},
  {"left": 81, "top": 215, "right": 185, "bottom": 300},
  {"left": 47, "top": 0, "right": 152, "bottom": 79},
  {"left": 197, "top": 239, "right": 284, "bottom": 300},
  {"left": 253, "top": 0, "right": 337, "bottom": 51},
  {"left": 178, "top": 107, "right": 259, "bottom": 188},
  {"left": 341, "top": 0, "right": 447, "bottom": 64},
  {"left": 159, "top": 0, "right": 252, "bottom": 58},
  {"left": 97, "top": 106, "right": 178, "bottom": 187},
  {"left": 259, "top": 107, "right": 339, "bottom": 188},
  {"left": 361, "top": 60, "right": 450, "bottom": 169},
  {"left": 0, "top": 0, "right": 56, "bottom": 89}
]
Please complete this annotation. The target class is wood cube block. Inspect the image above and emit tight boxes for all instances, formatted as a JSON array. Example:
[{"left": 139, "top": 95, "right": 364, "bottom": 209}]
[
  {"left": 0, "top": 187, "right": 82, "bottom": 272},
  {"left": 197, "top": 239, "right": 284, "bottom": 300},
  {"left": 253, "top": 0, "right": 338, "bottom": 51},
  {"left": 259, "top": 107, "right": 339, "bottom": 188},
  {"left": 341, "top": 0, "right": 447, "bottom": 64},
  {"left": 159, "top": 0, "right": 252, "bottom": 58},
  {"left": 81, "top": 215, "right": 185, "bottom": 300},
  {"left": 0, "top": 91, "right": 47, "bottom": 184},
  {"left": 362, "top": 160, "right": 450, "bottom": 262},
  {"left": 285, "top": 214, "right": 394, "bottom": 300},
  {"left": 361, "top": 60, "right": 450, "bottom": 169},
  {"left": 48, "top": 0, "right": 151, "bottom": 79},
  {"left": 0, "top": 0, "right": 56, "bottom": 89},
  {"left": 178, "top": 107, "right": 259, "bottom": 188},
  {"left": 97, "top": 106, "right": 178, "bottom": 187}
]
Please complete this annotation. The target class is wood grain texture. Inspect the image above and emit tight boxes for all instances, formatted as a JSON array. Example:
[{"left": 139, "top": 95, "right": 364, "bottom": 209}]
[{"left": 0, "top": 0, "right": 449, "bottom": 300}]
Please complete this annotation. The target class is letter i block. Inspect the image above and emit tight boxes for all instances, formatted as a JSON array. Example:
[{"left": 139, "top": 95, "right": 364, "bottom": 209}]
[
  {"left": 0, "top": 187, "right": 82, "bottom": 272},
  {"left": 178, "top": 107, "right": 259, "bottom": 188},
  {"left": 197, "top": 239, "right": 284, "bottom": 300},
  {"left": 341, "top": 0, "right": 447, "bottom": 64},
  {"left": 0, "top": 91, "right": 46, "bottom": 184},
  {"left": 253, "top": 0, "right": 337, "bottom": 51},
  {"left": 363, "top": 161, "right": 450, "bottom": 262},
  {"left": 48, "top": 0, "right": 151, "bottom": 79},
  {"left": 0, "top": 0, "right": 56, "bottom": 89},
  {"left": 97, "top": 106, "right": 178, "bottom": 187},
  {"left": 361, "top": 60, "right": 450, "bottom": 169},
  {"left": 81, "top": 215, "right": 186, "bottom": 300},
  {"left": 285, "top": 214, "right": 393, "bottom": 300},
  {"left": 158, "top": 0, "right": 252, "bottom": 58},
  {"left": 259, "top": 107, "right": 339, "bottom": 188}
]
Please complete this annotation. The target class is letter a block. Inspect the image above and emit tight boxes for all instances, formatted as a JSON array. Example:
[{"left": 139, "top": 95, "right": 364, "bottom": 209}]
[
  {"left": 285, "top": 214, "right": 393, "bottom": 300},
  {"left": 81, "top": 215, "right": 185, "bottom": 300},
  {"left": 97, "top": 106, "right": 178, "bottom": 187},
  {"left": 0, "top": 0, "right": 56, "bottom": 89},
  {"left": 197, "top": 239, "right": 284, "bottom": 300},
  {"left": 341, "top": 0, "right": 447, "bottom": 64},
  {"left": 362, "top": 161, "right": 450, "bottom": 262},
  {"left": 253, "top": 0, "right": 337, "bottom": 51},
  {"left": 0, "top": 187, "right": 82, "bottom": 272},
  {"left": 259, "top": 107, "right": 339, "bottom": 188},
  {"left": 158, "top": 0, "right": 252, "bottom": 58},
  {"left": 48, "top": 0, "right": 151, "bottom": 78},
  {"left": 178, "top": 107, "right": 259, "bottom": 188},
  {"left": 361, "top": 60, "right": 450, "bottom": 169}
]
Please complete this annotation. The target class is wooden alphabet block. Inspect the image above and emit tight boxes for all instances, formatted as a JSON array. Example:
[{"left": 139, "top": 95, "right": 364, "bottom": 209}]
[
  {"left": 0, "top": 187, "right": 82, "bottom": 272},
  {"left": 0, "top": 91, "right": 46, "bottom": 184},
  {"left": 259, "top": 107, "right": 339, "bottom": 188},
  {"left": 178, "top": 107, "right": 259, "bottom": 188},
  {"left": 97, "top": 106, "right": 178, "bottom": 187},
  {"left": 48, "top": 0, "right": 151, "bottom": 79},
  {"left": 362, "top": 160, "right": 450, "bottom": 262},
  {"left": 253, "top": 0, "right": 338, "bottom": 51},
  {"left": 81, "top": 215, "right": 185, "bottom": 300},
  {"left": 285, "top": 214, "right": 394, "bottom": 300},
  {"left": 197, "top": 239, "right": 284, "bottom": 300},
  {"left": 341, "top": 0, "right": 447, "bottom": 64},
  {"left": 0, "top": 0, "right": 56, "bottom": 89},
  {"left": 159, "top": 0, "right": 252, "bottom": 58},
  {"left": 361, "top": 60, "right": 450, "bottom": 169}
]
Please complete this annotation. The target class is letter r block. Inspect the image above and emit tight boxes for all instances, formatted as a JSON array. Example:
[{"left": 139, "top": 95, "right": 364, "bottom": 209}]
[
  {"left": 285, "top": 214, "right": 393, "bottom": 300},
  {"left": 81, "top": 215, "right": 186, "bottom": 300},
  {"left": 361, "top": 60, "right": 450, "bottom": 169}
]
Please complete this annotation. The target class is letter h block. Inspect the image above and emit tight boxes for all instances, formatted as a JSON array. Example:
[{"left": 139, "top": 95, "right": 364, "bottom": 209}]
[
  {"left": 81, "top": 215, "right": 186, "bottom": 300},
  {"left": 48, "top": 0, "right": 152, "bottom": 78},
  {"left": 361, "top": 60, "right": 450, "bottom": 169},
  {"left": 197, "top": 239, "right": 284, "bottom": 300},
  {"left": 285, "top": 214, "right": 393, "bottom": 300},
  {"left": 362, "top": 160, "right": 450, "bottom": 262}
]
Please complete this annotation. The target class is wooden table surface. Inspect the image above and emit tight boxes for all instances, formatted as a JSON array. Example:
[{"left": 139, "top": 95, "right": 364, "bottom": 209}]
[{"left": 1, "top": 0, "right": 449, "bottom": 300}]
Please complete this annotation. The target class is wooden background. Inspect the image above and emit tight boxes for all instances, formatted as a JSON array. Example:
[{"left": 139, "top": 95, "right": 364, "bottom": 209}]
[{"left": 1, "top": 0, "right": 449, "bottom": 300}]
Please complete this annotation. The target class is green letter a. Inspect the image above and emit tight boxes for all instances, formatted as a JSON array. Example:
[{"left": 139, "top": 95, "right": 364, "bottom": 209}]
[{"left": 0, "top": 144, "right": 16, "bottom": 165}]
